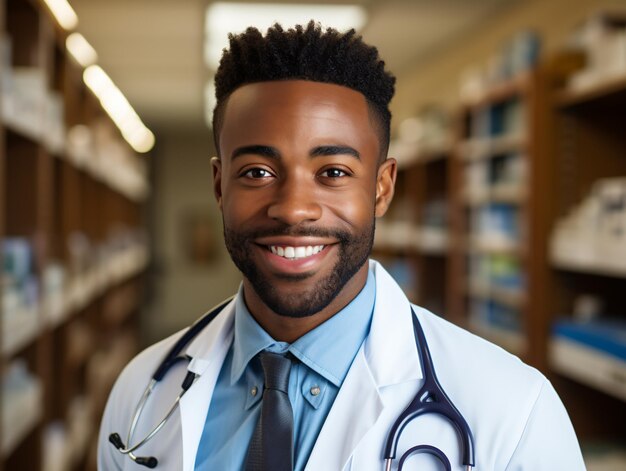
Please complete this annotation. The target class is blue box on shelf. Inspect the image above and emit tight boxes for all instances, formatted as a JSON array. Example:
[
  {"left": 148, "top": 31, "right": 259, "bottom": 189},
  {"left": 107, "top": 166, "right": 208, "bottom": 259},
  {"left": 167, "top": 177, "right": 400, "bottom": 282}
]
[{"left": 552, "top": 318, "right": 626, "bottom": 362}]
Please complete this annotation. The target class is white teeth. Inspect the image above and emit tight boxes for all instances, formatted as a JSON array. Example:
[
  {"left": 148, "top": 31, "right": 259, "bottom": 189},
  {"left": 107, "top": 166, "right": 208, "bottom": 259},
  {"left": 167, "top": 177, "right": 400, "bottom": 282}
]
[{"left": 269, "top": 245, "right": 325, "bottom": 260}]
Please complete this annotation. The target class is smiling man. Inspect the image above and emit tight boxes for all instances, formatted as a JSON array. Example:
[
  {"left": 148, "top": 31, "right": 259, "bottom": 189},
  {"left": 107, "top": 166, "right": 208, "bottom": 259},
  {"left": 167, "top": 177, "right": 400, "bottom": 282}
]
[{"left": 98, "top": 22, "right": 584, "bottom": 471}]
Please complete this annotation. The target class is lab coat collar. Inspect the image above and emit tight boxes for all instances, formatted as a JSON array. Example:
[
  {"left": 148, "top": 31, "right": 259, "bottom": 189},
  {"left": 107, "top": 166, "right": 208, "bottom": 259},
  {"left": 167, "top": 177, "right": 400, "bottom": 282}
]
[
  {"left": 305, "top": 259, "right": 423, "bottom": 470},
  {"left": 366, "top": 259, "right": 424, "bottom": 388},
  {"left": 179, "top": 297, "right": 236, "bottom": 471},
  {"left": 184, "top": 296, "right": 236, "bottom": 374}
]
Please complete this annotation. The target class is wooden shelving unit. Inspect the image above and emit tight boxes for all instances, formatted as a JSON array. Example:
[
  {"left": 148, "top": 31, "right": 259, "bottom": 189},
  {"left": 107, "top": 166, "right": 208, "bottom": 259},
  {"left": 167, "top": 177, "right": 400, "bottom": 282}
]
[
  {"left": 447, "top": 70, "right": 552, "bottom": 369},
  {"left": 545, "top": 69, "right": 626, "bottom": 443},
  {"left": 374, "top": 140, "right": 452, "bottom": 316},
  {"left": 0, "top": 0, "right": 150, "bottom": 469}
]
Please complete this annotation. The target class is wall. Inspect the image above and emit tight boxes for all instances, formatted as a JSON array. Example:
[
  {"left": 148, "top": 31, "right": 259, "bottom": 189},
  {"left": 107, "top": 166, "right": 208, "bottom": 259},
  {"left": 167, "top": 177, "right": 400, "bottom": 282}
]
[
  {"left": 392, "top": 0, "right": 626, "bottom": 124},
  {"left": 145, "top": 125, "right": 241, "bottom": 344}
]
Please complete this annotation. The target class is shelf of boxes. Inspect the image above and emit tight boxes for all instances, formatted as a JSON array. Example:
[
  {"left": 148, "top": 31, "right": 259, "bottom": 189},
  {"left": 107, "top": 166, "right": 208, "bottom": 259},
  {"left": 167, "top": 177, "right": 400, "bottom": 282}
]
[
  {"left": 544, "top": 12, "right": 626, "bottom": 443},
  {"left": 44, "top": 244, "right": 149, "bottom": 328},
  {"left": 549, "top": 337, "right": 626, "bottom": 403},
  {"left": 0, "top": 1, "right": 152, "bottom": 467}
]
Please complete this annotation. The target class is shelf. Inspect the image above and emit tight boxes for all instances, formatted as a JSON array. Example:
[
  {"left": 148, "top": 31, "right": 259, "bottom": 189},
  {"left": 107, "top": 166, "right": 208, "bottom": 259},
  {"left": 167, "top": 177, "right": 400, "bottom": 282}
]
[
  {"left": 45, "top": 246, "right": 149, "bottom": 327},
  {"left": 463, "top": 184, "right": 526, "bottom": 206},
  {"left": 2, "top": 113, "right": 42, "bottom": 144},
  {"left": 468, "top": 280, "right": 526, "bottom": 309},
  {"left": 374, "top": 222, "right": 450, "bottom": 255},
  {"left": 461, "top": 71, "right": 532, "bottom": 108},
  {"left": 469, "top": 316, "right": 526, "bottom": 356},
  {"left": 2, "top": 305, "right": 41, "bottom": 357},
  {"left": 556, "top": 72, "right": 626, "bottom": 109},
  {"left": 457, "top": 133, "right": 526, "bottom": 162},
  {"left": 389, "top": 138, "right": 452, "bottom": 169},
  {"left": 1, "top": 379, "right": 43, "bottom": 457},
  {"left": 415, "top": 227, "right": 449, "bottom": 255},
  {"left": 549, "top": 337, "right": 626, "bottom": 403},
  {"left": 467, "top": 236, "right": 521, "bottom": 256},
  {"left": 374, "top": 221, "right": 419, "bottom": 253},
  {"left": 550, "top": 246, "right": 626, "bottom": 280}
]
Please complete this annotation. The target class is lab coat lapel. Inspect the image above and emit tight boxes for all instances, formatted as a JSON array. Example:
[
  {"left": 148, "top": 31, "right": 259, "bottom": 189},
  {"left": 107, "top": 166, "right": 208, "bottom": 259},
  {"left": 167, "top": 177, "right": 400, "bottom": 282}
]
[
  {"left": 305, "top": 261, "right": 423, "bottom": 470},
  {"left": 178, "top": 299, "right": 236, "bottom": 471}
]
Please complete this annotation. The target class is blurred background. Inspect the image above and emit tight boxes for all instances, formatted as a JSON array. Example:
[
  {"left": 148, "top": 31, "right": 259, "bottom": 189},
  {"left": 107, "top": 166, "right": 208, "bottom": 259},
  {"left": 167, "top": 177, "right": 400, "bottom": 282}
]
[{"left": 1, "top": 0, "right": 625, "bottom": 469}]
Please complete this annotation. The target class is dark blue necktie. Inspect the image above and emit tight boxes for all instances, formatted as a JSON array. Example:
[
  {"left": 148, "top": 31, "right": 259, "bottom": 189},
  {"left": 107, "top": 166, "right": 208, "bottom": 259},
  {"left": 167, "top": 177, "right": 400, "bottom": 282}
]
[{"left": 245, "top": 351, "right": 294, "bottom": 471}]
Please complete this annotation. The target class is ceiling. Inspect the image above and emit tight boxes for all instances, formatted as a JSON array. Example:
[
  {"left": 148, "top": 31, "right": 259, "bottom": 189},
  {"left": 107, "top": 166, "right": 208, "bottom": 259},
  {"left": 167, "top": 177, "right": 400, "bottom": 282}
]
[{"left": 70, "top": 0, "right": 517, "bottom": 132}]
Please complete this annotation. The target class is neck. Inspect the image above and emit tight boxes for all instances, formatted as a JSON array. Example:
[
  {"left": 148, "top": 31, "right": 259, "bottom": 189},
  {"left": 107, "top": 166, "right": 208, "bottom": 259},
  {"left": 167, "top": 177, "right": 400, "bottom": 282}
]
[{"left": 242, "top": 264, "right": 369, "bottom": 343}]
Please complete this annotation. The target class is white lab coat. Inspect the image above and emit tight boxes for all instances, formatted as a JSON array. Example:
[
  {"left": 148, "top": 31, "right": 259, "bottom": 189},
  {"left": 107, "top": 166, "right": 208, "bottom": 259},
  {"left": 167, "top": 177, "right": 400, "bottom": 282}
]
[{"left": 98, "top": 260, "right": 585, "bottom": 470}]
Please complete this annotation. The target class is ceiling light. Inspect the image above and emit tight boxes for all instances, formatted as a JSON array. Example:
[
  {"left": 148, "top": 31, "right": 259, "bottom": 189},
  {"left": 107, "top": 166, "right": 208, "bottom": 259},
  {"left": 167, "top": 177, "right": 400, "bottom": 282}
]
[
  {"left": 42, "top": 0, "right": 78, "bottom": 30},
  {"left": 204, "top": 3, "right": 367, "bottom": 70},
  {"left": 66, "top": 33, "right": 98, "bottom": 67},
  {"left": 83, "top": 65, "right": 155, "bottom": 153}
]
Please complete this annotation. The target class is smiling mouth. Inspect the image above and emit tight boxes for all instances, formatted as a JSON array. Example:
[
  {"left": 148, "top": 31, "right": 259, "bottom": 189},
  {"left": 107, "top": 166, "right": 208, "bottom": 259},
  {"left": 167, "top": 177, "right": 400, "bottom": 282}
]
[{"left": 268, "top": 245, "right": 325, "bottom": 260}]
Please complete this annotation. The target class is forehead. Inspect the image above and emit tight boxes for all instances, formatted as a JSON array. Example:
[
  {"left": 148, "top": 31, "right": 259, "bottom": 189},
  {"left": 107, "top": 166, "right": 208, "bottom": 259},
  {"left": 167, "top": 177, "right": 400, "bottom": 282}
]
[{"left": 218, "top": 80, "right": 379, "bottom": 157}]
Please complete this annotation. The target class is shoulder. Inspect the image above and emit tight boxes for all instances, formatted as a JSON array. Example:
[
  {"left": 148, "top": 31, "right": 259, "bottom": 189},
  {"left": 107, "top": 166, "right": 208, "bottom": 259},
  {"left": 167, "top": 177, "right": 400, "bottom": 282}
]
[
  {"left": 412, "top": 304, "right": 545, "bottom": 391},
  {"left": 411, "top": 306, "right": 581, "bottom": 467}
]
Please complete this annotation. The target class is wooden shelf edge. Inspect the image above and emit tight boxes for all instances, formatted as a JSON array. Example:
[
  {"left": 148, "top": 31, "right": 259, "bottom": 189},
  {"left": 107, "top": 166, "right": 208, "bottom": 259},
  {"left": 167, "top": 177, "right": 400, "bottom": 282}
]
[
  {"left": 457, "top": 133, "right": 527, "bottom": 162},
  {"left": 2, "top": 306, "right": 41, "bottom": 357},
  {"left": 460, "top": 71, "right": 532, "bottom": 108},
  {"left": 550, "top": 251, "right": 626, "bottom": 280},
  {"left": 556, "top": 72, "right": 626, "bottom": 108},
  {"left": 549, "top": 337, "right": 626, "bottom": 403}
]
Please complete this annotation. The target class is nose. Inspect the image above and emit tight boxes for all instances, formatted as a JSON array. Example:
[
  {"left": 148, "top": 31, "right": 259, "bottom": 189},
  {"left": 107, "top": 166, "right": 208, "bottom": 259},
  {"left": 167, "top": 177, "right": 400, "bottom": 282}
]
[{"left": 266, "top": 174, "right": 323, "bottom": 226}]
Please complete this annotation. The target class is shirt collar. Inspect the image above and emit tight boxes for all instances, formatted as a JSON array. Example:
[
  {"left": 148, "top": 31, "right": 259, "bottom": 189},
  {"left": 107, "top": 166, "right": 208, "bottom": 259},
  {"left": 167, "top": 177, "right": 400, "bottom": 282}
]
[{"left": 230, "top": 270, "right": 376, "bottom": 387}]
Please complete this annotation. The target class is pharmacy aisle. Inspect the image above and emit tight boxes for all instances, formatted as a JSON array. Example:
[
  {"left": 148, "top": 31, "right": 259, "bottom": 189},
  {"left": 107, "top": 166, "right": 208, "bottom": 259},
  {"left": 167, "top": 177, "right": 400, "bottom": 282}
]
[{"left": 1, "top": 0, "right": 150, "bottom": 469}]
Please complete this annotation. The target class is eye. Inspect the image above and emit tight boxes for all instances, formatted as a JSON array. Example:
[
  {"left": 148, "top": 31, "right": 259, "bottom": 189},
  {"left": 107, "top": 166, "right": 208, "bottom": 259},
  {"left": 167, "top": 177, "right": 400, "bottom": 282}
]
[
  {"left": 242, "top": 167, "right": 274, "bottom": 179},
  {"left": 320, "top": 168, "right": 348, "bottom": 178}
]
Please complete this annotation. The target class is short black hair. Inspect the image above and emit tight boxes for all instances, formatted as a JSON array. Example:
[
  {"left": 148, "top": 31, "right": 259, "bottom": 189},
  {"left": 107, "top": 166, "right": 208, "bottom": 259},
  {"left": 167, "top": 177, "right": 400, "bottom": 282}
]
[{"left": 212, "top": 21, "right": 396, "bottom": 159}]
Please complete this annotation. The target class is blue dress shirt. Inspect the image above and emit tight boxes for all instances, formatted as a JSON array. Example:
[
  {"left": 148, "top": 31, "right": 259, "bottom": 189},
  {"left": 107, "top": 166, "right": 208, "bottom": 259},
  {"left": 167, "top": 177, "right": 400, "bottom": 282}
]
[{"left": 194, "top": 270, "right": 376, "bottom": 470}]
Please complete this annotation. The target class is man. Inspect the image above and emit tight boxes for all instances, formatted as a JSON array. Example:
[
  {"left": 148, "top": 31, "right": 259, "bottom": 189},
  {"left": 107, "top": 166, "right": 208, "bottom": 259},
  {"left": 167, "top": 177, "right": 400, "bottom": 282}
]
[{"left": 98, "top": 22, "right": 584, "bottom": 470}]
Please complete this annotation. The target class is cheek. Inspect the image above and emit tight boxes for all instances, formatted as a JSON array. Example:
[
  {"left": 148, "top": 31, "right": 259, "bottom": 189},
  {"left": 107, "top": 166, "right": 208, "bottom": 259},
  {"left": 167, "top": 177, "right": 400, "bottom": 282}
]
[{"left": 326, "top": 184, "right": 377, "bottom": 227}]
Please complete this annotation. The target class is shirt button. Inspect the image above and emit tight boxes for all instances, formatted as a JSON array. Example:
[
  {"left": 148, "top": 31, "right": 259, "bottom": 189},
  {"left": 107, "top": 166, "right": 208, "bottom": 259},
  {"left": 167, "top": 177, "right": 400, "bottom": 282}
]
[
  {"left": 310, "top": 386, "right": 321, "bottom": 396},
  {"left": 251, "top": 386, "right": 258, "bottom": 396}
]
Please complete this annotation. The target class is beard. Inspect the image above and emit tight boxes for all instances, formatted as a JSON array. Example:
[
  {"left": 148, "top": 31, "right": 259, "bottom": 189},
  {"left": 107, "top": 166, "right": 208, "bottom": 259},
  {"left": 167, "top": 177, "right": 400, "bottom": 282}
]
[{"left": 223, "top": 220, "right": 375, "bottom": 318}]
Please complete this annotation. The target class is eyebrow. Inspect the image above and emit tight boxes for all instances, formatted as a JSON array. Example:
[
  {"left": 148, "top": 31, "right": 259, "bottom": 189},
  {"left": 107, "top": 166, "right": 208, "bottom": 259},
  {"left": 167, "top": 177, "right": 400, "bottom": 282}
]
[
  {"left": 231, "top": 145, "right": 280, "bottom": 160},
  {"left": 230, "top": 144, "right": 361, "bottom": 161},
  {"left": 310, "top": 145, "right": 360, "bottom": 160}
]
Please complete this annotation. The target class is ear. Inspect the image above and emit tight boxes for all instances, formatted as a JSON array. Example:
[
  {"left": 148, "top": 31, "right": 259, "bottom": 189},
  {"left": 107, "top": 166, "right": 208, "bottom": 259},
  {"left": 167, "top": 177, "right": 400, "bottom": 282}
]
[
  {"left": 211, "top": 156, "right": 223, "bottom": 210},
  {"left": 374, "top": 158, "right": 396, "bottom": 218}
]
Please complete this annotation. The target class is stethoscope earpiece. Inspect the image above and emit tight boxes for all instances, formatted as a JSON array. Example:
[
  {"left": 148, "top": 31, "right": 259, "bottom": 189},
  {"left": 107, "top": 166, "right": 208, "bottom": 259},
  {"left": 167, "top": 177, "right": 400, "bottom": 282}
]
[{"left": 109, "top": 433, "right": 159, "bottom": 468}]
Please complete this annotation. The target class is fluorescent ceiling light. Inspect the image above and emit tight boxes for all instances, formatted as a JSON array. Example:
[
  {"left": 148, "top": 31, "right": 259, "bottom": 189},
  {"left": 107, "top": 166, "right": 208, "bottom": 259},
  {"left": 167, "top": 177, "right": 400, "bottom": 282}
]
[
  {"left": 66, "top": 33, "right": 98, "bottom": 67},
  {"left": 204, "top": 3, "right": 367, "bottom": 70},
  {"left": 83, "top": 65, "right": 155, "bottom": 153},
  {"left": 42, "top": 0, "right": 78, "bottom": 30}
]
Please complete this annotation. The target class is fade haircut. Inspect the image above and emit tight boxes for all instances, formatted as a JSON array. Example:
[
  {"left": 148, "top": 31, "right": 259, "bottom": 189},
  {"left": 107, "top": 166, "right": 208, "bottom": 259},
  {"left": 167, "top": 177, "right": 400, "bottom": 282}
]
[{"left": 212, "top": 21, "right": 396, "bottom": 160}]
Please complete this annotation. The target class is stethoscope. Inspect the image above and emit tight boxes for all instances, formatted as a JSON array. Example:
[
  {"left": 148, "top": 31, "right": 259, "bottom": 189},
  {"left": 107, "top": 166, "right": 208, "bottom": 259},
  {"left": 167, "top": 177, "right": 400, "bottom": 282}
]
[{"left": 109, "top": 297, "right": 475, "bottom": 470}]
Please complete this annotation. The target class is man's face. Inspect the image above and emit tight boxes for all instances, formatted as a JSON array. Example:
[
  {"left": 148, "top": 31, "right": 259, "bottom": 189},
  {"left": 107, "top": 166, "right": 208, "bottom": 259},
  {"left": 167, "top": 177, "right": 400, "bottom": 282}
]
[{"left": 213, "top": 80, "right": 395, "bottom": 318}]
